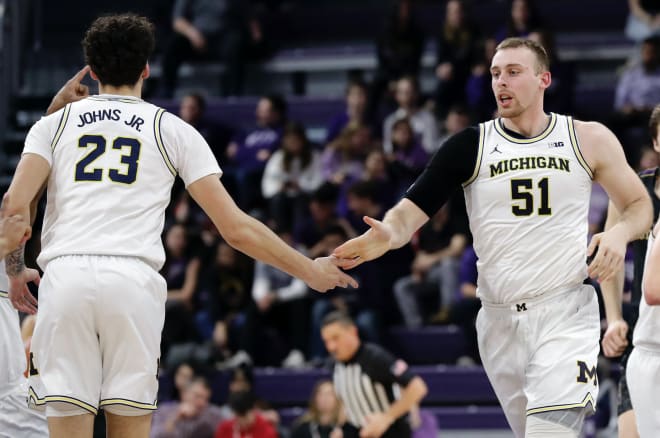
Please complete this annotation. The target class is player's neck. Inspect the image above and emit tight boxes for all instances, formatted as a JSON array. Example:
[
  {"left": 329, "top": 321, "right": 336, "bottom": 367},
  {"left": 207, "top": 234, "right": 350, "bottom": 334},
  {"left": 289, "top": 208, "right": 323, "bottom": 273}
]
[
  {"left": 501, "top": 108, "right": 550, "bottom": 138},
  {"left": 98, "top": 83, "right": 142, "bottom": 99}
]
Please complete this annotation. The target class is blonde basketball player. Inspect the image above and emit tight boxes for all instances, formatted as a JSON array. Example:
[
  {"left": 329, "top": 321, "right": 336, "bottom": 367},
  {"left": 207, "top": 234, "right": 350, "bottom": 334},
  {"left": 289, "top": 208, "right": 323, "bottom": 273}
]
[
  {"left": 2, "top": 14, "right": 356, "bottom": 438},
  {"left": 333, "top": 37, "right": 652, "bottom": 438},
  {"left": 627, "top": 220, "right": 660, "bottom": 437}
]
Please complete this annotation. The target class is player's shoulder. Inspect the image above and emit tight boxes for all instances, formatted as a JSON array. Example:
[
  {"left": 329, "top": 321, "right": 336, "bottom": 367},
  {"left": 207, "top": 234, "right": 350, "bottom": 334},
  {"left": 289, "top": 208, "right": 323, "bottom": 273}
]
[
  {"left": 571, "top": 119, "right": 617, "bottom": 145},
  {"left": 361, "top": 342, "right": 394, "bottom": 362}
]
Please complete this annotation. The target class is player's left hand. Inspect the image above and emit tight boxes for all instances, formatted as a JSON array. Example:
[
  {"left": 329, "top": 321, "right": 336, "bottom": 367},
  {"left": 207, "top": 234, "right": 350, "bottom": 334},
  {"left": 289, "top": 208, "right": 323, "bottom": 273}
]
[
  {"left": 8, "top": 268, "right": 40, "bottom": 315},
  {"left": 587, "top": 227, "right": 628, "bottom": 281},
  {"left": 359, "top": 412, "right": 393, "bottom": 438},
  {"left": 307, "top": 256, "right": 359, "bottom": 292}
]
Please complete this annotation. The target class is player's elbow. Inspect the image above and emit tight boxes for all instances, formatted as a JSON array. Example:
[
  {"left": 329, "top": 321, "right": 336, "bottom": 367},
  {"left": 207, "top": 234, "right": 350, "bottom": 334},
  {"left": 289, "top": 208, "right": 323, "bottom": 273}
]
[{"left": 221, "top": 213, "right": 256, "bottom": 250}]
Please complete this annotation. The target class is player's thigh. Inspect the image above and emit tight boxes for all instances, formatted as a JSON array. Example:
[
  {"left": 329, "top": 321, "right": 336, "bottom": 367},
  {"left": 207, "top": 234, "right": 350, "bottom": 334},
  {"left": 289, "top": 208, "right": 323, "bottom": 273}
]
[
  {"left": 627, "top": 348, "right": 660, "bottom": 437},
  {"left": 96, "top": 258, "right": 166, "bottom": 412},
  {"left": 525, "top": 286, "right": 600, "bottom": 417},
  {"left": 29, "top": 257, "right": 102, "bottom": 412}
]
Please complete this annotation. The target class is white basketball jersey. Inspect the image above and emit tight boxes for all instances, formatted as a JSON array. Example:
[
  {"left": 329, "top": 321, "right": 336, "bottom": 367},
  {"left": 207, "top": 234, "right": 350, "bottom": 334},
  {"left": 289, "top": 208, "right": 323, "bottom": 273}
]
[
  {"left": 634, "top": 232, "right": 660, "bottom": 351},
  {"left": 22, "top": 94, "right": 221, "bottom": 270},
  {"left": 464, "top": 113, "right": 592, "bottom": 304},
  {"left": 0, "top": 261, "right": 27, "bottom": 395}
]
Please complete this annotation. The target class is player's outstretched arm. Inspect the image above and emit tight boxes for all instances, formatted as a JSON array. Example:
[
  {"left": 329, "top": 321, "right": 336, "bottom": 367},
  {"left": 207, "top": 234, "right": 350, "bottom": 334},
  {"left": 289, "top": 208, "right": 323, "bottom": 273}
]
[
  {"left": 577, "top": 121, "right": 653, "bottom": 281},
  {"left": 332, "top": 198, "right": 429, "bottom": 269},
  {"left": 188, "top": 175, "right": 358, "bottom": 293},
  {"left": 644, "top": 220, "right": 660, "bottom": 305},
  {"left": 599, "top": 201, "right": 629, "bottom": 357}
]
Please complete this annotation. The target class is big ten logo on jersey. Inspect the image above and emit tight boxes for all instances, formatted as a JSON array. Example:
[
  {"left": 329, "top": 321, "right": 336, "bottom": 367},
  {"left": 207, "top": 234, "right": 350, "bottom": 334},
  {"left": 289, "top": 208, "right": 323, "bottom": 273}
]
[
  {"left": 77, "top": 109, "right": 144, "bottom": 132},
  {"left": 547, "top": 141, "right": 564, "bottom": 148},
  {"left": 576, "top": 360, "right": 597, "bottom": 386}
]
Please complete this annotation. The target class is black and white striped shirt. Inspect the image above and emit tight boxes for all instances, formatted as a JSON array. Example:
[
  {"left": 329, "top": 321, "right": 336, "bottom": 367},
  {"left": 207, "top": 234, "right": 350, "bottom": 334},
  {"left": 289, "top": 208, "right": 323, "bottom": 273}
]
[{"left": 332, "top": 343, "right": 415, "bottom": 437}]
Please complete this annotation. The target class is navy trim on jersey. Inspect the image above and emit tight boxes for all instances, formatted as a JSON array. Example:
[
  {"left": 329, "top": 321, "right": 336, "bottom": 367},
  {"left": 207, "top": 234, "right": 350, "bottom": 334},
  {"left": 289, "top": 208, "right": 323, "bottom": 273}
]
[
  {"left": 153, "top": 109, "right": 176, "bottom": 176},
  {"left": 0, "top": 290, "right": 7, "bottom": 298},
  {"left": 566, "top": 116, "right": 594, "bottom": 179},
  {"left": 99, "top": 397, "right": 158, "bottom": 411},
  {"left": 28, "top": 386, "right": 98, "bottom": 415},
  {"left": 50, "top": 103, "right": 71, "bottom": 151},
  {"left": 494, "top": 112, "right": 557, "bottom": 144}
]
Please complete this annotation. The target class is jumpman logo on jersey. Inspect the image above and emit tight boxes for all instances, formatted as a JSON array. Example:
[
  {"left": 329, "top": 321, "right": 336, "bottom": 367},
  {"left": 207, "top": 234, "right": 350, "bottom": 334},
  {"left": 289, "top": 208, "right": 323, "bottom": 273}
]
[{"left": 490, "top": 145, "right": 502, "bottom": 154}]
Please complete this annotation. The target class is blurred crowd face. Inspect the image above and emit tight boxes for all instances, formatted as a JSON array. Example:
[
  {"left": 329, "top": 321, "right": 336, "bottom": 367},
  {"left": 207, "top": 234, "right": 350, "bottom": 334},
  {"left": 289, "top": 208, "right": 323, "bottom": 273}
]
[
  {"left": 229, "top": 369, "right": 252, "bottom": 393},
  {"left": 321, "top": 321, "right": 359, "bottom": 362},
  {"left": 182, "top": 380, "right": 212, "bottom": 415},
  {"left": 346, "top": 84, "right": 367, "bottom": 118},
  {"left": 283, "top": 131, "right": 305, "bottom": 155},
  {"left": 314, "top": 381, "right": 339, "bottom": 416},
  {"left": 444, "top": 110, "right": 470, "bottom": 135},
  {"left": 445, "top": 0, "right": 464, "bottom": 29},
  {"left": 179, "top": 95, "right": 203, "bottom": 125},
  {"left": 165, "top": 224, "right": 187, "bottom": 256},
  {"left": 216, "top": 241, "right": 236, "bottom": 268},
  {"left": 256, "top": 98, "right": 279, "bottom": 127},
  {"left": 174, "top": 363, "right": 194, "bottom": 395},
  {"left": 392, "top": 121, "right": 414, "bottom": 149},
  {"left": 511, "top": 0, "right": 530, "bottom": 29},
  {"left": 395, "top": 78, "right": 417, "bottom": 109}
]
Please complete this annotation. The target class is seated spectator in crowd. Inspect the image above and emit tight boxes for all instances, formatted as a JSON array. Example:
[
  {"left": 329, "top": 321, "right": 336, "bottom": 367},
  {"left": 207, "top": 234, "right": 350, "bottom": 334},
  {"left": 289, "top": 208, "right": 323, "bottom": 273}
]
[
  {"left": 494, "top": 0, "right": 543, "bottom": 42},
  {"left": 179, "top": 92, "right": 232, "bottom": 160},
  {"left": 383, "top": 76, "right": 439, "bottom": 154},
  {"left": 393, "top": 204, "right": 468, "bottom": 328},
  {"left": 625, "top": 0, "right": 660, "bottom": 43},
  {"left": 224, "top": 95, "right": 287, "bottom": 212},
  {"left": 215, "top": 391, "right": 278, "bottom": 438},
  {"left": 161, "top": 223, "right": 203, "bottom": 361},
  {"left": 321, "top": 123, "right": 372, "bottom": 194},
  {"left": 159, "top": 362, "right": 195, "bottom": 402},
  {"left": 386, "top": 118, "right": 429, "bottom": 195},
  {"left": 527, "top": 29, "right": 576, "bottom": 114},
  {"left": 290, "top": 380, "right": 344, "bottom": 438},
  {"left": 465, "top": 37, "right": 498, "bottom": 121},
  {"left": 613, "top": 35, "right": 660, "bottom": 164},
  {"left": 294, "top": 183, "right": 355, "bottom": 252},
  {"left": 448, "top": 245, "right": 481, "bottom": 365},
  {"left": 369, "top": 0, "right": 425, "bottom": 120},
  {"left": 236, "top": 230, "right": 310, "bottom": 367},
  {"left": 151, "top": 377, "right": 227, "bottom": 438},
  {"left": 436, "top": 104, "right": 472, "bottom": 145},
  {"left": 159, "top": 0, "right": 263, "bottom": 97},
  {"left": 326, "top": 79, "right": 373, "bottom": 144},
  {"left": 262, "top": 122, "right": 324, "bottom": 232},
  {"left": 433, "top": 0, "right": 482, "bottom": 119}
]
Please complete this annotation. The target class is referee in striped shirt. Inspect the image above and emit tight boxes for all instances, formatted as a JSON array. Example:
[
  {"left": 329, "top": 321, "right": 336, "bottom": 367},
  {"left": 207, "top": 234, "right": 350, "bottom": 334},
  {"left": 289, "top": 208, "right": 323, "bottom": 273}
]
[{"left": 321, "top": 312, "right": 428, "bottom": 438}]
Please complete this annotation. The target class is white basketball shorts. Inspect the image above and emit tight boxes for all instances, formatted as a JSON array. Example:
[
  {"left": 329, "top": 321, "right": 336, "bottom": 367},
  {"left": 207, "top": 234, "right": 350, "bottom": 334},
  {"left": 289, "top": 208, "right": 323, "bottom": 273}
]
[
  {"left": 27, "top": 255, "right": 166, "bottom": 416},
  {"left": 476, "top": 284, "right": 600, "bottom": 437},
  {"left": 627, "top": 347, "right": 660, "bottom": 437},
  {"left": 0, "top": 380, "right": 48, "bottom": 437}
]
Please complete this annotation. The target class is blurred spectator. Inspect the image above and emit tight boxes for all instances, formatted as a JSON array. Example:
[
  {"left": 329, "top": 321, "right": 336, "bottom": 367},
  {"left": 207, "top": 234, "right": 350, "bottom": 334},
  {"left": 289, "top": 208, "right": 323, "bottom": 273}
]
[
  {"left": 172, "top": 363, "right": 195, "bottom": 401},
  {"left": 494, "top": 0, "right": 543, "bottom": 43},
  {"left": 465, "top": 37, "right": 498, "bottom": 121},
  {"left": 151, "top": 377, "right": 227, "bottom": 438},
  {"left": 325, "top": 80, "right": 374, "bottom": 144},
  {"left": 409, "top": 406, "right": 440, "bottom": 438},
  {"left": 237, "top": 231, "right": 310, "bottom": 367},
  {"left": 320, "top": 312, "right": 427, "bottom": 438},
  {"left": 527, "top": 29, "right": 576, "bottom": 114},
  {"left": 290, "top": 380, "right": 343, "bottom": 438},
  {"left": 448, "top": 245, "right": 481, "bottom": 365},
  {"left": 437, "top": 104, "right": 472, "bottom": 145},
  {"left": 386, "top": 118, "right": 429, "bottom": 195},
  {"left": 224, "top": 95, "right": 287, "bottom": 212},
  {"left": 383, "top": 76, "right": 439, "bottom": 154},
  {"left": 369, "top": 0, "right": 426, "bottom": 119},
  {"left": 262, "top": 122, "right": 324, "bottom": 232},
  {"left": 161, "top": 224, "right": 203, "bottom": 361},
  {"left": 215, "top": 390, "right": 278, "bottom": 438},
  {"left": 179, "top": 92, "right": 233, "bottom": 160},
  {"left": 639, "top": 144, "right": 660, "bottom": 170},
  {"left": 321, "top": 123, "right": 371, "bottom": 187},
  {"left": 625, "top": 0, "right": 660, "bottom": 43},
  {"left": 433, "top": 0, "right": 482, "bottom": 119},
  {"left": 159, "top": 0, "right": 264, "bottom": 97},
  {"left": 393, "top": 204, "right": 468, "bottom": 328}
]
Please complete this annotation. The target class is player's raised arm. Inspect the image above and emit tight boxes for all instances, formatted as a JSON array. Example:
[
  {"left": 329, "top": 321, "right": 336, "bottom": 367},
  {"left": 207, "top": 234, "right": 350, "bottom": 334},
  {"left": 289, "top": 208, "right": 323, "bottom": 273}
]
[
  {"left": 187, "top": 174, "right": 357, "bottom": 293},
  {"left": 577, "top": 121, "right": 653, "bottom": 281}
]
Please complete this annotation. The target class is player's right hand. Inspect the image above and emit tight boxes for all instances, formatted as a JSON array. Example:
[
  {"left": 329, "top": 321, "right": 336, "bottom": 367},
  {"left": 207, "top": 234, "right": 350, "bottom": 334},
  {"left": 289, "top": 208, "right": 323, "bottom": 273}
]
[
  {"left": 47, "top": 66, "right": 91, "bottom": 115},
  {"left": 601, "top": 318, "right": 628, "bottom": 357},
  {"left": 307, "top": 256, "right": 359, "bottom": 292},
  {"left": 332, "top": 216, "right": 393, "bottom": 269},
  {"left": 8, "top": 268, "right": 40, "bottom": 315}
]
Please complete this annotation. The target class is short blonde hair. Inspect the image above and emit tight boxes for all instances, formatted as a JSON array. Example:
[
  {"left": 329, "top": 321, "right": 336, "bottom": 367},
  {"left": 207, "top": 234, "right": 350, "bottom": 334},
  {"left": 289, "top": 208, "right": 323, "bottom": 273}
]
[{"left": 495, "top": 37, "right": 550, "bottom": 74}]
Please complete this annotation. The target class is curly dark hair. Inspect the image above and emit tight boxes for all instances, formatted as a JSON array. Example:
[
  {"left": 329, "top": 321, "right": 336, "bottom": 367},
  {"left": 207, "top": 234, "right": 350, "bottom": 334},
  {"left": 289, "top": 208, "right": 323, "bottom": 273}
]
[{"left": 82, "top": 14, "right": 155, "bottom": 87}]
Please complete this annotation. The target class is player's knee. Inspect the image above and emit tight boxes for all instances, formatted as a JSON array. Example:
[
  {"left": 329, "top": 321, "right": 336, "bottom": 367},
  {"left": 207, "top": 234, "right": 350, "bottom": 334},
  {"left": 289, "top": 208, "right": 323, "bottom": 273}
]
[{"left": 525, "top": 415, "right": 578, "bottom": 437}]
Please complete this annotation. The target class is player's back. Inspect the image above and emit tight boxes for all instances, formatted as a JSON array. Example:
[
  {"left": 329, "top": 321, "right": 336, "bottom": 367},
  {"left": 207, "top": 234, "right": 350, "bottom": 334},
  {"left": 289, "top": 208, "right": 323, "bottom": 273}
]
[{"left": 26, "top": 95, "right": 183, "bottom": 270}]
